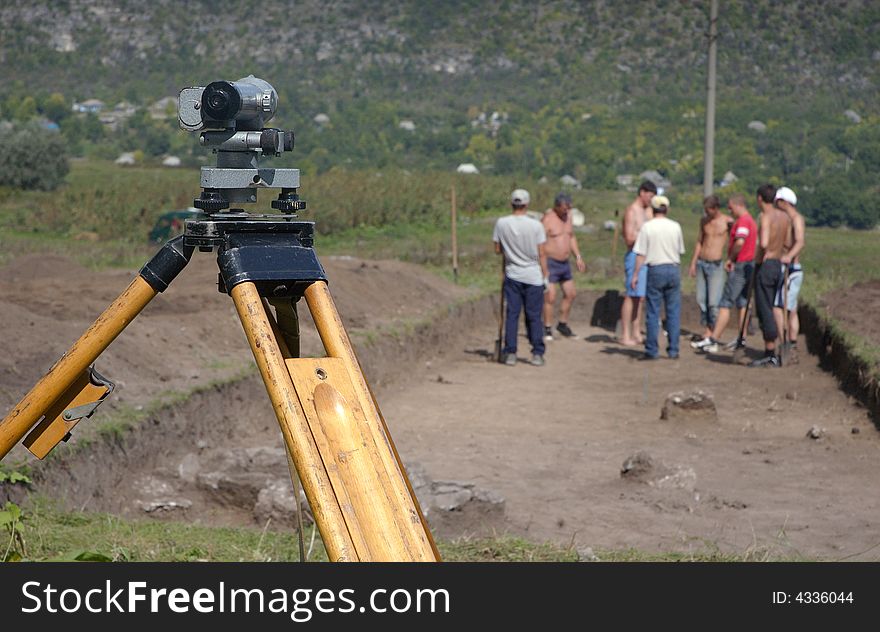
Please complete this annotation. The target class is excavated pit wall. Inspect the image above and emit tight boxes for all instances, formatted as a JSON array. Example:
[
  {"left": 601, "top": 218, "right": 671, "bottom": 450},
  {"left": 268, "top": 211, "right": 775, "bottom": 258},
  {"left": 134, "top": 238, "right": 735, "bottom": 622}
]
[{"left": 4, "top": 295, "right": 496, "bottom": 515}]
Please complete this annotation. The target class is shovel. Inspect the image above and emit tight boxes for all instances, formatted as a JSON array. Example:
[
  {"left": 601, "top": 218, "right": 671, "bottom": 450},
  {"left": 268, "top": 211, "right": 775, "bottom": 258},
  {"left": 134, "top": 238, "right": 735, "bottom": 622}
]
[
  {"left": 495, "top": 256, "right": 506, "bottom": 363},
  {"left": 733, "top": 263, "right": 758, "bottom": 364}
]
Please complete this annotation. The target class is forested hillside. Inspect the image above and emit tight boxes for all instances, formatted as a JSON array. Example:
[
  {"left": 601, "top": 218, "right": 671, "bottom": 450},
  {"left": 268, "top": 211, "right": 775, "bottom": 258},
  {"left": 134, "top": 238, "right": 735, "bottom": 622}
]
[{"left": 1, "top": 0, "right": 878, "bottom": 225}]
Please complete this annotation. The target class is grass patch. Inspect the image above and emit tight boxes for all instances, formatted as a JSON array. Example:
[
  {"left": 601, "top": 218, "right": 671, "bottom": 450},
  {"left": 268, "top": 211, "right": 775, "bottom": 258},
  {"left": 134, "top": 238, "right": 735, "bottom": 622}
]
[{"left": 14, "top": 501, "right": 812, "bottom": 562}]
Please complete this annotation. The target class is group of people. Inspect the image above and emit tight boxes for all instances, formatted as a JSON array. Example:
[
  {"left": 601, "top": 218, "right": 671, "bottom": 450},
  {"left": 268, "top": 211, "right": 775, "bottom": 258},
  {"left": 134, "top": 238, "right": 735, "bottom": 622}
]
[{"left": 493, "top": 180, "right": 806, "bottom": 368}]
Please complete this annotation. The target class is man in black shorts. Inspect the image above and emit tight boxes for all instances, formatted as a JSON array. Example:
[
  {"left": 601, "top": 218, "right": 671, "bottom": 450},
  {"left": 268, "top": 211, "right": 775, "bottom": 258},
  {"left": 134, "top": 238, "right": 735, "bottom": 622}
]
[{"left": 750, "top": 184, "right": 790, "bottom": 368}]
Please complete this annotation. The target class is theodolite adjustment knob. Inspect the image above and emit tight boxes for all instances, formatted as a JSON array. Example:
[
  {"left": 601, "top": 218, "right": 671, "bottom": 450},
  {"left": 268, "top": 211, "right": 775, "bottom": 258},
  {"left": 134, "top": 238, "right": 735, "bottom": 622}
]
[
  {"left": 194, "top": 190, "right": 229, "bottom": 212},
  {"left": 272, "top": 189, "right": 306, "bottom": 212}
]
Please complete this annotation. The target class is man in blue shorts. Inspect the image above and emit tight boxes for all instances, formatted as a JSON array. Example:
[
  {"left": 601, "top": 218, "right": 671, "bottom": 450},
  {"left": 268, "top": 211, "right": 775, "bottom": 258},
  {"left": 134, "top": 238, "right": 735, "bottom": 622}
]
[
  {"left": 773, "top": 186, "right": 806, "bottom": 364},
  {"left": 619, "top": 181, "right": 656, "bottom": 346},
  {"left": 541, "top": 192, "right": 586, "bottom": 340}
]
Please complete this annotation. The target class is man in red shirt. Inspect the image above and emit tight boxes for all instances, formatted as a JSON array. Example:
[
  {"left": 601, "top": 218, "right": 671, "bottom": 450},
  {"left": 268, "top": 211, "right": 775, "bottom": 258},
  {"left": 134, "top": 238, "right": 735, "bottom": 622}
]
[{"left": 701, "top": 193, "right": 757, "bottom": 354}]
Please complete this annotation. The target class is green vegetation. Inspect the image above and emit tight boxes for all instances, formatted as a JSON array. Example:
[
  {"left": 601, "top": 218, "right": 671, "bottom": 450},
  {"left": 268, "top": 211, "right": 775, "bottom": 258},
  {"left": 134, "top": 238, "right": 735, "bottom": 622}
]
[
  {"left": 1, "top": 1, "right": 878, "bottom": 226},
  {"left": 0, "top": 123, "right": 69, "bottom": 190},
  {"left": 1, "top": 502, "right": 26, "bottom": 562}
]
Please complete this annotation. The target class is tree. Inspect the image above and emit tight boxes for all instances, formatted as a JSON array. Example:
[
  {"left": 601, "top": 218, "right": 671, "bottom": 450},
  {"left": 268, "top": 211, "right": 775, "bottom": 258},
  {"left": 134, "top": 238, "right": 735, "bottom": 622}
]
[
  {"left": 41, "top": 93, "right": 70, "bottom": 123},
  {"left": 14, "top": 96, "right": 37, "bottom": 121},
  {"left": 807, "top": 171, "right": 878, "bottom": 229},
  {"left": 0, "top": 123, "right": 70, "bottom": 190}
]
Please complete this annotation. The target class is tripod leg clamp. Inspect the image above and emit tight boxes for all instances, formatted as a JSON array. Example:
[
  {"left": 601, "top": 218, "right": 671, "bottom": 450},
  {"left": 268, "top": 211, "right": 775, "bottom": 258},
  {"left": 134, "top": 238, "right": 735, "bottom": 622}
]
[{"left": 23, "top": 367, "right": 115, "bottom": 459}]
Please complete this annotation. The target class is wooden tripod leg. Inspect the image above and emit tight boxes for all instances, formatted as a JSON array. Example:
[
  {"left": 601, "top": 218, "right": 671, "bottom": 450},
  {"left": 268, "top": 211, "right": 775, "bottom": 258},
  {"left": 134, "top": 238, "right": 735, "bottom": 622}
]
[
  {"left": 304, "top": 281, "right": 439, "bottom": 561},
  {"left": 231, "top": 282, "right": 359, "bottom": 562},
  {"left": 0, "top": 276, "right": 157, "bottom": 461}
]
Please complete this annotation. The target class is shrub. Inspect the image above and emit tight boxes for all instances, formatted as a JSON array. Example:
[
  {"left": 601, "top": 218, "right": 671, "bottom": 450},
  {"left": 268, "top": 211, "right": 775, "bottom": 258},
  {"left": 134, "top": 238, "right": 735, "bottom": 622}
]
[{"left": 0, "top": 122, "right": 70, "bottom": 190}]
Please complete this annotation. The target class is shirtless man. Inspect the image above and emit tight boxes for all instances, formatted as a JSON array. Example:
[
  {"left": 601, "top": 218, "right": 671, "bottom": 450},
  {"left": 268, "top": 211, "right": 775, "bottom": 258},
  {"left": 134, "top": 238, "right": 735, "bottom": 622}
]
[
  {"left": 773, "top": 186, "right": 806, "bottom": 363},
  {"left": 700, "top": 193, "right": 757, "bottom": 354},
  {"left": 542, "top": 192, "right": 586, "bottom": 339},
  {"left": 689, "top": 195, "right": 732, "bottom": 349},
  {"left": 619, "top": 180, "right": 656, "bottom": 346},
  {"left": 749, "top": 184, "right": 791, "bottom": 368}
]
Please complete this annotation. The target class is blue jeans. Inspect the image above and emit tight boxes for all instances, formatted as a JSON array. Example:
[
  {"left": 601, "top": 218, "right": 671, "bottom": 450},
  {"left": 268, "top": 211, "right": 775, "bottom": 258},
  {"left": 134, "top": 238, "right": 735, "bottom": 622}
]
[
  {"left": 695, "top": 259, "right": 726, "bottom": 329},
  {"left": 503, "top": 278, "right": 545, "bottom": 356},
  {"left": 645, "top": 264, "right": 681, "bottom": 358}
]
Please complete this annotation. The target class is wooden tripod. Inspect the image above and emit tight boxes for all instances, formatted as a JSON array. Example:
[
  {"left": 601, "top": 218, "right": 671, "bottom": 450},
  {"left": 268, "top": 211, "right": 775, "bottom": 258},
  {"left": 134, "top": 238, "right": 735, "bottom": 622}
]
[{"left": 0, "top": 228, "right": 439, "bottom": 562}]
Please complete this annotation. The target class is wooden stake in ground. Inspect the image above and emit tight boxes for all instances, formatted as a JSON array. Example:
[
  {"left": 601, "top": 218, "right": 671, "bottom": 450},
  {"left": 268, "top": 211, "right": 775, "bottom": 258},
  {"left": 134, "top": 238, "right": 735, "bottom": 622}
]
[
  {"left": 611, "top": 218, "right": 619, "bottom": 262},
  {"left": 451, "top": 185, "right": 458, "bottom": 284}
]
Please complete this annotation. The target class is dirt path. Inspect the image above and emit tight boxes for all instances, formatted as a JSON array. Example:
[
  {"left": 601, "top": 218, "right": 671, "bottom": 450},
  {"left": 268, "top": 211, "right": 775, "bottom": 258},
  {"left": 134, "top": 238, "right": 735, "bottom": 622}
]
[{"left": 383, "top": 305, "right": 880, "bottom": 560}]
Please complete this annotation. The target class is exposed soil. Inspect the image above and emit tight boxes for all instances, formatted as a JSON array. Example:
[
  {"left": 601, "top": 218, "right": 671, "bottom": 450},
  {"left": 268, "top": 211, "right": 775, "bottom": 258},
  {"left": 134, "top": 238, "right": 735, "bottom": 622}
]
[
  {"left": 0, "top": 252, "right": 472, "bottom": 447},
  {"left": 2, "top": 253, "right": 879, "bottom": 560},
  {"left": 822, "top": 280, "right": 880, "bottom": 352}
]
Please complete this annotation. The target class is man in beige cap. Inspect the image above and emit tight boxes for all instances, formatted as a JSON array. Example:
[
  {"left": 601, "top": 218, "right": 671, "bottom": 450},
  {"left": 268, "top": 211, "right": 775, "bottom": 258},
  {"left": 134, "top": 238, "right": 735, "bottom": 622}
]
[
  {"left": 493, "top": 189, "right": 549, "bottom": 366},
  {"left": 631, "top": 195, "right": 686, "bottom": 359}
]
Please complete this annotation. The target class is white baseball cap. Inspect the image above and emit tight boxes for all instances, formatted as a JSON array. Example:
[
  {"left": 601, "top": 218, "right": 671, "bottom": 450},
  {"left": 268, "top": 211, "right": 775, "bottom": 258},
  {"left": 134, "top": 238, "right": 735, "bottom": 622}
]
[
  {"left": 774, "top": 186, "right": 797, "bottom": 206},
  {"left": 510, "top": 189, "right": 530, "bottom": 206}
]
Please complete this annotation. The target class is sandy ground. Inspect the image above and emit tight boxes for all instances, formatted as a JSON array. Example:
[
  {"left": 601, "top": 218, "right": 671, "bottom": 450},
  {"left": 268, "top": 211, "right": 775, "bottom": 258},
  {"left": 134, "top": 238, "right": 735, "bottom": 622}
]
[
  {"left": 2, "top": 253, "right": 879, "bottom": 559},
  {"left": 382, "top": 304, "right": 880, "bottom": 560}
]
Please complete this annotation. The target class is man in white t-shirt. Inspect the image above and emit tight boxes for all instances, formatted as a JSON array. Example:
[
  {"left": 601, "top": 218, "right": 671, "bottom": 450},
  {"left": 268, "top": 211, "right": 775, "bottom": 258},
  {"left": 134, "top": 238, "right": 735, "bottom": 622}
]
[
  {"left": 631, "top": 195, "right": 686, "bottom": 359},
  {"left": 493, "top": 189, "right": 549, "bottom": 367}
]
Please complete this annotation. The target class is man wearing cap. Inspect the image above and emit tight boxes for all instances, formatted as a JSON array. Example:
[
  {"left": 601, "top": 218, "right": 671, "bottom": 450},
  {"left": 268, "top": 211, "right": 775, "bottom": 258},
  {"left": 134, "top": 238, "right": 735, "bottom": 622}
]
[
  {"left": 541, "top": 192, "right": 586, "bottom": 340},
  {"left": 701, "top": 193, "right": 758, "bottom": 353},
  {"left": 493, "top": 189, "right": 549, "bottom": 367},
  {"left": 749, "top": 184, "right": 790, "bottom": 368},
  {"left": 774, "top": 186, "right": 806, "bottom": 363},
  {"left": 630, "top": 195, "right": 686, "bottom": 359},
  {"left": 619, "top": 180, "right": 657, "bottom": 346},
  {"left": 689, "top": 195, "right": 732, "bottom": 350}
]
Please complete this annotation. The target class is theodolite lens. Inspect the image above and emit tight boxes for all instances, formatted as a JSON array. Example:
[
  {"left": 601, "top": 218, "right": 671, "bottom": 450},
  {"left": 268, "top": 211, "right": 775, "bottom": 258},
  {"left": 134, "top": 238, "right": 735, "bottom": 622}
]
[{"left": 202, "top": 81, "right": 242, "bottom": 122}]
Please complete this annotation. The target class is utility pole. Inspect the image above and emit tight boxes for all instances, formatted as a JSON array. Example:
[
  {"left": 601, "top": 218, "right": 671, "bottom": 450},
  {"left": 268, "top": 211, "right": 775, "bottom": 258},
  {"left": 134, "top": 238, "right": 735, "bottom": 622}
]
[{"left": 703, "top": 0, "right": 718, "bottom": 198}]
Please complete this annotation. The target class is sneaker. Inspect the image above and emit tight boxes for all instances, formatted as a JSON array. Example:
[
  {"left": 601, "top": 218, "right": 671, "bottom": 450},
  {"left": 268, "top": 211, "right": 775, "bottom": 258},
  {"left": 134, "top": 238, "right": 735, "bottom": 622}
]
[
  {"left": 724, "top": 337, "right": 746, "bottom": 351},
  {"left": 748, "top": 354, "right": 780, "bottom": 368},
  {"left": 504, "top": 353, "right": 517, "bottom": 366},
  {"left": 703, "top": 342, "right": 720, "bottom": 354},
  {"left": 530, "top": 354, "right": 545, "bottom": 367},
  {"left": 544, "top": 326, "right": 554, "bottom": 342},
  {"left": 556, "top": 322, "right": 575, "bottom": 338},
  {"left": 690, "top": 337, "right": 713, "bottom": 350}
]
